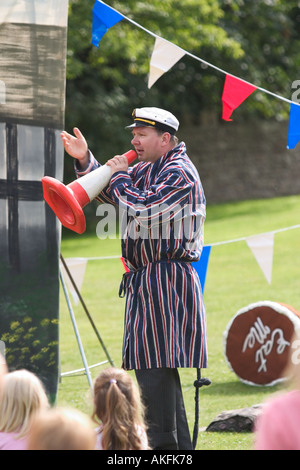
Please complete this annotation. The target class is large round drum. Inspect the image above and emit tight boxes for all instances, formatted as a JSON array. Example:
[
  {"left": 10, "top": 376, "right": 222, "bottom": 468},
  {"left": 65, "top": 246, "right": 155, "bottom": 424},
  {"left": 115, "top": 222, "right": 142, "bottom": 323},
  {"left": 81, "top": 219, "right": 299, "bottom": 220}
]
[{"left": 224, "top": 301, "right": 300, "bottom": 386}]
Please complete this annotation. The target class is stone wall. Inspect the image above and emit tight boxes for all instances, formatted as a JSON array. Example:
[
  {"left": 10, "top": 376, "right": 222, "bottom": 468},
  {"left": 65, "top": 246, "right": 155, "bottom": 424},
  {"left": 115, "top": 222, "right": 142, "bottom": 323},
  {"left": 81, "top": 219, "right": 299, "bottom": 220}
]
[{"left": 180, "top": 119, "right": 300, "bottom": 204}]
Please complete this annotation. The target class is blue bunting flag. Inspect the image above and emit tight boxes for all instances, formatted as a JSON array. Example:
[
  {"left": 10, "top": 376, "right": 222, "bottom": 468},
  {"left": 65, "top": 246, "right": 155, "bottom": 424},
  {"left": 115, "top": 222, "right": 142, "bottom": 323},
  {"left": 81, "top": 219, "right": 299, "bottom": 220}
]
[
  {"left": 193, "top": 245, "right": 211, "bottom": 294},
  {"left": 287, "top": 102, "right": 300, "bottom": 149},
  {"left": 92, "top": 0, "right": 124, "bottom": 47}
]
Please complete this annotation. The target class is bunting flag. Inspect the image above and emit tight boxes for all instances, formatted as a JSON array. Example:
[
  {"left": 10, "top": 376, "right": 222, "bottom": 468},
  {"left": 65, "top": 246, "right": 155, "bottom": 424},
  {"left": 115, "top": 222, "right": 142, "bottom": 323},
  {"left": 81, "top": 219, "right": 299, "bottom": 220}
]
[
  {"left": 222, "top": 75, "right": 257, "bottom": 121},
  {"left": 246, "top": 233, "right": 274, "bottom": 284},
  {"left": 287, "top": 102, "right": 300, "bottom": 149},
  {"left": 193, "top": 245, "right": 212, "bottom": 293},
  {"left": 148, "top": 37, "right": 186, "bottom": 89},
  {"left": 61, "top": 258, "right": 87, "bottom": 305},
  {"left": 92, "top": 0, "right": 124, "bottom": 47}
]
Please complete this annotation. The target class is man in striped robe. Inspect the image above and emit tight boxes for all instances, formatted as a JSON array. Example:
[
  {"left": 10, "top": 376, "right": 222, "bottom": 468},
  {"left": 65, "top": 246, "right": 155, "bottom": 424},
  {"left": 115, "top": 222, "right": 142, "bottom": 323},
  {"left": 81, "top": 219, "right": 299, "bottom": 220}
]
[{"left": 61, "top": 107, "right": 207, "bottom": 450}]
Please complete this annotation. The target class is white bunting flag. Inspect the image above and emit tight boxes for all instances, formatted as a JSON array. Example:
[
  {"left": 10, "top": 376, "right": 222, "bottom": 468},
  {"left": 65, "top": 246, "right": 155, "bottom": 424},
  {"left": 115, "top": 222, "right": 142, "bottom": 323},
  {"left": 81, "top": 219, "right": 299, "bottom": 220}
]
[
  {"left": 246, "top": 233, "right": 274, "bottom": 284},
  {"left": 61, "top": 258, "right": 87, "bottom": 305},
  {"left": 148, "top": 37, "right": 186, "bottom": 88}
]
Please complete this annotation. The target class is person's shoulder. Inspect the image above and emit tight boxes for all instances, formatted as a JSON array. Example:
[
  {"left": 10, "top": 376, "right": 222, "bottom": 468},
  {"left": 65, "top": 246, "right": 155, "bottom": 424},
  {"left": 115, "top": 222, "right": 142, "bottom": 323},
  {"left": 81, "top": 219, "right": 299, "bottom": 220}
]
[
  {"left": 277, "top": 389, "right": 300, "bottom": 407},
  {"left": 136, "top": 424, "right": 149, "bottom": 450},
  {"left": 95, "top": 426, "right": 103, "bottom": 450},
  {"left": 164, "top": 143, "right": 200, "bottom": 180},
  {"left": 263, "top": 389, "right": 300, "bottom": 415},
  {"left": 0, "top": 431, "right": 27, "bottom": 450}
]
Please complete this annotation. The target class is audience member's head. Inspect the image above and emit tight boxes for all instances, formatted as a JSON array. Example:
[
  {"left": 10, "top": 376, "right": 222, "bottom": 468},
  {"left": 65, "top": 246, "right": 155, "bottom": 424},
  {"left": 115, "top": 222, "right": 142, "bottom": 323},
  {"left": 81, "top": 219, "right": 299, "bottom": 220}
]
[
  {"left": 92, "top": 367, "right": 148, "bottom": 450},
  {"left": 27, "top": 407, "right": 97, "bottom": 450},
  {"left": 0, "top": 369, "right": 48, "bottom": 438}
]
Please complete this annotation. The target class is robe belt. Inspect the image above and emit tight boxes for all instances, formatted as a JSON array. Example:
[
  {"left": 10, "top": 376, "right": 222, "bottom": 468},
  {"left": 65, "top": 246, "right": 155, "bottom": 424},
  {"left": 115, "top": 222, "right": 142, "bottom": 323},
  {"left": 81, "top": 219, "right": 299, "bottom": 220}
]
[{"left": 118, "top": 258, "right": 193, "bottom": 298}]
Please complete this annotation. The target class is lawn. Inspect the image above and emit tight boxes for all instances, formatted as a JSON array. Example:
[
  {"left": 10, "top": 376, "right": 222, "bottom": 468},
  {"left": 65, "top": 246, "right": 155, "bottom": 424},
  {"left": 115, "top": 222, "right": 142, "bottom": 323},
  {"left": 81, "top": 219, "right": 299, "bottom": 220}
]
[{"left": 57, "top": 194, "right": 300, "bottom": 450}]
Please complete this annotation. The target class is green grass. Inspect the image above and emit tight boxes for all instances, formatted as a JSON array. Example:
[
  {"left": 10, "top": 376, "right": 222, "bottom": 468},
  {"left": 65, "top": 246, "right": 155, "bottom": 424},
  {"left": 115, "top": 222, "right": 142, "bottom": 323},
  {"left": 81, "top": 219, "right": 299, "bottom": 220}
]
[{"left": 57, "top": 194, "right": 300, "bottom": 450}]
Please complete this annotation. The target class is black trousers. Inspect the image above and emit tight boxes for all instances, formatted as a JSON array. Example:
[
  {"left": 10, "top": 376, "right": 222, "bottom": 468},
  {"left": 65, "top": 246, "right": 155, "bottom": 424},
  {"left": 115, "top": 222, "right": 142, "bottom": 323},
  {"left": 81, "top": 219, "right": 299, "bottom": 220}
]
[{"left": 135, "top": 368, "right": 193, "bottom": 450}]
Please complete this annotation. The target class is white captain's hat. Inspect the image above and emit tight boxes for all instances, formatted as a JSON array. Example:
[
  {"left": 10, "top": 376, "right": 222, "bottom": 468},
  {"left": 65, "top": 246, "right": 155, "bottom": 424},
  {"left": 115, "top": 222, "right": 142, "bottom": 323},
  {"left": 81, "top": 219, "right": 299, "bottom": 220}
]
[{"left": 126, "top": 107, "right": 179, "bottom": 135}]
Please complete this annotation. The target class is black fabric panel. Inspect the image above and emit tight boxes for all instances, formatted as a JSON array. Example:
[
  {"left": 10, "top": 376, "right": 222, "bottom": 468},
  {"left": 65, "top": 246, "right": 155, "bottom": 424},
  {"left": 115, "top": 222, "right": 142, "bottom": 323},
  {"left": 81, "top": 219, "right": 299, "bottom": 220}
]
[
  {"left": 0, "top": 123, "right": 62, "bottom": 401},
  {"left": 6, "top": 123, "right": 20, "bottom": 271},
  {"left": 44, "top": 127, "right": 59, "bottom": 271}
]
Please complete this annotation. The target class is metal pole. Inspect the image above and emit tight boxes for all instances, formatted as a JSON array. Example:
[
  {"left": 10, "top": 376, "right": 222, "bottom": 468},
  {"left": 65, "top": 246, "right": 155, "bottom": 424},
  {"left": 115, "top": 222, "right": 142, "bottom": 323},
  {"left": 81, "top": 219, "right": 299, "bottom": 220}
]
[
  {"left": 59, "top": 270, "right": 93, "bottom": 390},
  {"left": 60, "top": 254, "right": 115, "bottom": 367}
]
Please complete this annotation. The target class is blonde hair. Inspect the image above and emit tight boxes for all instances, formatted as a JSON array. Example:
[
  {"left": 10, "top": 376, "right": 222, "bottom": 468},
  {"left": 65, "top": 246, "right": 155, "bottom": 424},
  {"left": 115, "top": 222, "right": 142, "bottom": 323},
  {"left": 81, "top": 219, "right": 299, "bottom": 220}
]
[
  {"left": 92, "top": 367, "right": 148, "bottom": 450},
  {"left": 27, "top": 407, "right": 97, "bottom": 450},
  {"left": 0, "top": 369, "right": 48, "bottom": 438}
]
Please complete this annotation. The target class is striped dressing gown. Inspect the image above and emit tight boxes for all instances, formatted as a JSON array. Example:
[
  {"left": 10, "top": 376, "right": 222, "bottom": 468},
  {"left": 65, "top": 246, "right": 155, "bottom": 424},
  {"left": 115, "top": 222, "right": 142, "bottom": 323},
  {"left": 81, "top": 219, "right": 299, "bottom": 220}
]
[{"left": 75, "top": 142, "right": 207, "bottom": 371}]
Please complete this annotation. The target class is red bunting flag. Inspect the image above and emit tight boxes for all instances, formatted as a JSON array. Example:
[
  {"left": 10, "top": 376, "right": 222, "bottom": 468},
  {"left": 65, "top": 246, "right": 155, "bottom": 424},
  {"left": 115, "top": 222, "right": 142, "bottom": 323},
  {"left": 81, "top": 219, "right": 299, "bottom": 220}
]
[{"left": 222, "top": 75, "right": 257, "bottom": 121}]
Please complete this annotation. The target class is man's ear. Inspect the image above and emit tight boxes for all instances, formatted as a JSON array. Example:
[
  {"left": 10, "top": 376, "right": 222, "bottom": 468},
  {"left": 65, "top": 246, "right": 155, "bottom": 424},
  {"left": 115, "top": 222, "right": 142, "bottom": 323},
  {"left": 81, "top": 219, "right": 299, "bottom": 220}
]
[{"left": 161, "top": 132, "right": 171, "bottom": 145}]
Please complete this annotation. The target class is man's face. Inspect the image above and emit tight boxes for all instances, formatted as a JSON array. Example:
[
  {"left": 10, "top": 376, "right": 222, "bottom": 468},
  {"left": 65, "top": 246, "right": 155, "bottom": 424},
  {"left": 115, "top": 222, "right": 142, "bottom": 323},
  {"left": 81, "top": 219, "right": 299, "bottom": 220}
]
[{"left": 131, "top": 127, "right": 166, "bottom": 163}]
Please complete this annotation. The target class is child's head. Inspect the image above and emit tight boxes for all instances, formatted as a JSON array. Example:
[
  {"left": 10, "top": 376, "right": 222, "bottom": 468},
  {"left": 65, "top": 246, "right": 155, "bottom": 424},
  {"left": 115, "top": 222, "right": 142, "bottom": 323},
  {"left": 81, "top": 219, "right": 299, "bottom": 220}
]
[
  {"left": 27, "top": 407, "right": 97, "bottom": 450},
  {"left": 92, "top": 367, "right": 146, "bottom": 450},
  {"left": 0, "top": 369, "right": 48, "bottom": 437}
]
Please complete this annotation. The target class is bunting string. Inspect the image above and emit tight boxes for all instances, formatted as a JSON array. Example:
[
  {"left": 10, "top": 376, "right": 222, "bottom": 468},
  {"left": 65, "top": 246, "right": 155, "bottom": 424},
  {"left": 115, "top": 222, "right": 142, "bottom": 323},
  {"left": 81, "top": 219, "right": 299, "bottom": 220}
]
[
  {"left": 62, "top": 224, "right": 300, "bottom": 299},
  {"left": 206, "top": 223, "right": 300, "bottom": 247},
  {"left": 92, "top": 0, "right": 299, "bottom": 107},
  {"left": 92, "top": 1, "right": 300, "bottom": 148},
  {"left": 69, "top": 223, "right": 300, "bottom": 255}
]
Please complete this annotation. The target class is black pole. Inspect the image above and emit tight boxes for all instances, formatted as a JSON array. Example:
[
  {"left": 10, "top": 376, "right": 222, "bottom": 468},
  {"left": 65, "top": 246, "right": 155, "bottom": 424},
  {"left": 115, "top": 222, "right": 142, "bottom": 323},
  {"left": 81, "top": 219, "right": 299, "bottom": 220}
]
[{"left": 192, "top": 368, "right": 211, "bottom": 449}]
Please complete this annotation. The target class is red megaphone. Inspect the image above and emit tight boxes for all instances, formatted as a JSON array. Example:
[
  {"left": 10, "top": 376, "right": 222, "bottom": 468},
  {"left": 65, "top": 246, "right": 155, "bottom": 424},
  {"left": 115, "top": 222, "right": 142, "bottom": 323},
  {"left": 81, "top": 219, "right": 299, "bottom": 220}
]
[{"left": 42, "top": 150, "right": 137, "bottom": 234}]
